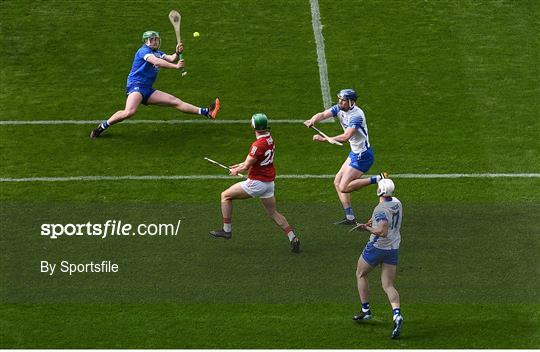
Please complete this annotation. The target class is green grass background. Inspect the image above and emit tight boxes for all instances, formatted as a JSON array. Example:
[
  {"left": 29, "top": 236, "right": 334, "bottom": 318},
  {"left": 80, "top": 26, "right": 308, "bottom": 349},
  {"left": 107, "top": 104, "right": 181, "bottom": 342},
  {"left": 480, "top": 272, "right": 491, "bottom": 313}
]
[{"left": 1, "top": 0, "right": 539, "bottom": 348}]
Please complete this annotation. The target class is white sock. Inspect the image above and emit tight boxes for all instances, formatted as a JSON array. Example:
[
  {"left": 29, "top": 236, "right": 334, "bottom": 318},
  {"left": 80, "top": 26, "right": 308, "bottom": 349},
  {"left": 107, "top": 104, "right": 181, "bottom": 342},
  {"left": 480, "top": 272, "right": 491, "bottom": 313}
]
[
  {"left": 287, "top": 232, "right": 296, "bottom": 242},
  {"left": 223, "top": 223, "right": 232, "bottom": 232}
]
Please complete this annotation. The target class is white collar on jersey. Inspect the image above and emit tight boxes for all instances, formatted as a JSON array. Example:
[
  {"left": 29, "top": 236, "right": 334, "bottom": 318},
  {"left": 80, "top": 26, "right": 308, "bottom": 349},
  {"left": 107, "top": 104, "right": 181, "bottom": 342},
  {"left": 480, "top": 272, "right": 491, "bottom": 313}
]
[{"left": 256, "top": 133, "right": 270, "bottom": 139}]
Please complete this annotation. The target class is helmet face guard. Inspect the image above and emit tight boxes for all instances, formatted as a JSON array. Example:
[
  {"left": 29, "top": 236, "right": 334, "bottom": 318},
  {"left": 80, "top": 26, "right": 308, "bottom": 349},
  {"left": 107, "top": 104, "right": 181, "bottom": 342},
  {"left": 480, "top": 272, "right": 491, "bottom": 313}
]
[
  {"left": 251, "top": 113, "right": 269, "bottom": 131},
  {"left": 377, "top": 179, "right": 395, "bottom": 197},
  {"left": 142, "top": 31, "right": 161, "bottom": 50}
]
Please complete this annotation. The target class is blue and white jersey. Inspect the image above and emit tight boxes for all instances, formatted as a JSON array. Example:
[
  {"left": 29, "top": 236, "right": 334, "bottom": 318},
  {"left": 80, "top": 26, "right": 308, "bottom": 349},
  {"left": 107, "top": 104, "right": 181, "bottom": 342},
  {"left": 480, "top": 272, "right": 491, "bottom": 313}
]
[
  {"left": 329, "top": 104, "right": 370, "bottom": 154},
  {"left": 126, "top": 45, "right": 166, "bottom": 87},
  {"left": 366, "top": 197, "right": 402, "bottom": 250}
]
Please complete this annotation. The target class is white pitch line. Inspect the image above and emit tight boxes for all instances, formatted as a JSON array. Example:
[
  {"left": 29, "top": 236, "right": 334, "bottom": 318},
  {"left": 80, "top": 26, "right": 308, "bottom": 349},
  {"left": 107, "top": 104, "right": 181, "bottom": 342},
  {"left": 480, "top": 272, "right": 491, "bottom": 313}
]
[
  {"left": 0, "top": 119, "right": 304, "bottom": 126},
  {"left": 395, "top": 173, "right": 540, "bottom": 178},
  {"left": 1, "top": 173, "right": 539, "bottom": 182},
  {"left": 309, "top": 0, "right": 332, "bottom": 110}
]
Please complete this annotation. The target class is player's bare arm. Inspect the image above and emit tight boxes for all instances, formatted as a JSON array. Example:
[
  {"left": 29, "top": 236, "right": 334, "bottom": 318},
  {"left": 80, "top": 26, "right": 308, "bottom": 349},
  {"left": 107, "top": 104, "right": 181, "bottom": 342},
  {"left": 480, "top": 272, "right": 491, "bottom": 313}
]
[
  {"left": 304, "top": 110, "right": 333, "bottom": 127},
  {"left": 313, "top": 126, "right": 354, "bottom": 144},
  {"left": 230, "top": 155, "right": 257, "bottom": 176},
  {"left": 163, "top": 43, "right": 184, "bottom": 62},
  {"left": 146, "top": 55, "right": 184, "bottom": 69},
  {"left": 330, "top": 127, "right": 356, "bottom": 143}
]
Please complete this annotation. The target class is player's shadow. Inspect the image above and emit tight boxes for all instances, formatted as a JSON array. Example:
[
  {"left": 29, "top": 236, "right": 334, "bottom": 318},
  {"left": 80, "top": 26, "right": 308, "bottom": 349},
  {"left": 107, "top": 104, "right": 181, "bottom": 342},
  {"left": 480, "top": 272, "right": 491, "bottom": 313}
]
[
  {"left": 351, "top": 317, "right": 414, "bottom": 344},
  {"left": 394, "top": 318, "right": 493, "bottom": 348}
]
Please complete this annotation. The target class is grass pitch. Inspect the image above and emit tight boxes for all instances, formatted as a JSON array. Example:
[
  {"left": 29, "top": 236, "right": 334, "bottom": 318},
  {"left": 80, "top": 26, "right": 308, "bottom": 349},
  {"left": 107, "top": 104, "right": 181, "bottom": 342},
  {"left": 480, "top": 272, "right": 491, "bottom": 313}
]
[{"left": 1, "top": 0, "right": 539, "bottom": 348}]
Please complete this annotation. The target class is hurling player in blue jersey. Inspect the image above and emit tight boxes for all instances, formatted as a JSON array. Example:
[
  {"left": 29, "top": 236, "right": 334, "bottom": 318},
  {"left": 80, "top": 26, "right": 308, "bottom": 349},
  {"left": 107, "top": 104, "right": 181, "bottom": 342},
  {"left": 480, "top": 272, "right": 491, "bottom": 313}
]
[
  {"left": 90, "top": 31, "right": 220, "bottom": 138},
  {"left": 350, "top": 178, "right": 404, "bottom": 339},
  {"left": 304, "top": 89, "right": 386, "bottom": 225}
]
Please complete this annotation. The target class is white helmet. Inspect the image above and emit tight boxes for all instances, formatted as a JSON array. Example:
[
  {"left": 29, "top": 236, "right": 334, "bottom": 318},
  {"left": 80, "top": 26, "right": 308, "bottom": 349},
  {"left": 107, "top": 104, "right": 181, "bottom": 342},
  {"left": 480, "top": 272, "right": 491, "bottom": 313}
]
[{"left": 377, "top": 179, "right": 395, "bottom": 197}]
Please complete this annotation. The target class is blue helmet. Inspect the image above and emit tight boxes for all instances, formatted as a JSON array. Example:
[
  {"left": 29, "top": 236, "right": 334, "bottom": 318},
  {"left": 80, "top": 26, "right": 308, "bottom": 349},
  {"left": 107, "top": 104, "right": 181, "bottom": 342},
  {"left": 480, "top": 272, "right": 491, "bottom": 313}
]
[{"left": 337, "top": 89, "right": 357, "bottom": 102}]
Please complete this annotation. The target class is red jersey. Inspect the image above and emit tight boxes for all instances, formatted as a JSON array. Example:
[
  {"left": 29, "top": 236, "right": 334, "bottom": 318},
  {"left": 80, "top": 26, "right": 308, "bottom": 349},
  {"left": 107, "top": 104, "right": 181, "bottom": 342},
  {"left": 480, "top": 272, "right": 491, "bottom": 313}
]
[{"left": 247, "top": 133, "right": 276, "bottom": 182}]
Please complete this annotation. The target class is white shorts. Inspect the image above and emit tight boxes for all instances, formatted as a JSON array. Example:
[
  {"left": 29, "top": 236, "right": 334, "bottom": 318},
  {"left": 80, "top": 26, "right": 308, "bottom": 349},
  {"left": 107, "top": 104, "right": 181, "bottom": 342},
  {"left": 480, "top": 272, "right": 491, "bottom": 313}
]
[{"left": 240, "top": 179, "right": 275, "bottom": 198}]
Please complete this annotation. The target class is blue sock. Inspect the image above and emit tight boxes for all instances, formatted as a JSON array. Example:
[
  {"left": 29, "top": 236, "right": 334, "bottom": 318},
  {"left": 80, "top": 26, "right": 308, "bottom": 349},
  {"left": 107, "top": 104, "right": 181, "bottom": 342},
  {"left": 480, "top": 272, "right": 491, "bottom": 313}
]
[
  {"left": 345, "top": 207, "right": 355, "bottom": 220},
  {"left": 362, "top": 302, "right": 370, "bottom": 312},
  {"left": 393, "top": 308, "right": 401, "bottom": 316},
  {"left": 199, "top": 107, "right": 209, "bottom": 116},
  {"left": 100, "top": 121, "right": 110, "bottom": 129},
  {"left": 370, "top": 175, "right": 377, "bottom": 184}
]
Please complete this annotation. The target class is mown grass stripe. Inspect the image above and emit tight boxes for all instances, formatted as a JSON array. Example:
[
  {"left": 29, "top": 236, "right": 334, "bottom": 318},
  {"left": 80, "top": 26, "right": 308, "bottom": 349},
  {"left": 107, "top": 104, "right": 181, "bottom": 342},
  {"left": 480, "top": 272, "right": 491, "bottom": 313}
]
[
  {"left": 0, "top": 119, "right": 305, "bottom": 125},
  {"left": 1, "top": 173, "right": 538, "bottom": 182}
]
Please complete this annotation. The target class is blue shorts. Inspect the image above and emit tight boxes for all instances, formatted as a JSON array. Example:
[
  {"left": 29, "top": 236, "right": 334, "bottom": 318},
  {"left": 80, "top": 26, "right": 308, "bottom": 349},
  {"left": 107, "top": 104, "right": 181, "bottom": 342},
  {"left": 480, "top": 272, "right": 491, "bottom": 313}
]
[
  {"left": 349, "top": 148, "right": 374, "bottom": 172},
  {"left": 361, "top": 244, "right": 399, "bottom": 266},
  {"left": 126, "top": 83, "right": 156, "bottom": 105}
]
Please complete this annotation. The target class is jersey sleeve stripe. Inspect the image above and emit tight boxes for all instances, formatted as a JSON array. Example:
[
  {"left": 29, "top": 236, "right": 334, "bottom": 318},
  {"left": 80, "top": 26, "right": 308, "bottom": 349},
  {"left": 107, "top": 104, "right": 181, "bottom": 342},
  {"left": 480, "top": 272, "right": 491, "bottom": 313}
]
[
  {"left": 330, "top": 104, "right": 340, "bottom": 117},
  {"left": 350, "top": 117, "right": 364, "bottom": 124},
  {"left": 357, "top": 124, "right": 368, "bottom": 137}
]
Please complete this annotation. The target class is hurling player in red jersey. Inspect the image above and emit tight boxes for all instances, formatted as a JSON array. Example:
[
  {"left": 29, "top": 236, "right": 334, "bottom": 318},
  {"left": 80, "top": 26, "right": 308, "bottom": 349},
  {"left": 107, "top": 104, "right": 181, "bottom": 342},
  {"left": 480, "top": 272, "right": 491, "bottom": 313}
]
[{"left": 210, "top": 113, "right": 300, "bottom": 253}]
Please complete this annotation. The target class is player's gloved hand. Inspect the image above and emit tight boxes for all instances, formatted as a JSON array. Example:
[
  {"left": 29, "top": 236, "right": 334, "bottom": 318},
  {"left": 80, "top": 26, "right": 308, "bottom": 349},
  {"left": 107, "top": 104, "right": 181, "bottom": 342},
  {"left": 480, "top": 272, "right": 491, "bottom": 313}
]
[
  {"left": 304, "top": 119, "right": 314, "bottom": 128},
  {"left": 176, "top": 43, "right": 184, "bottom": 55},
  {"left": 313, "top": 134, "right": 325, "bottom": 142}
]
